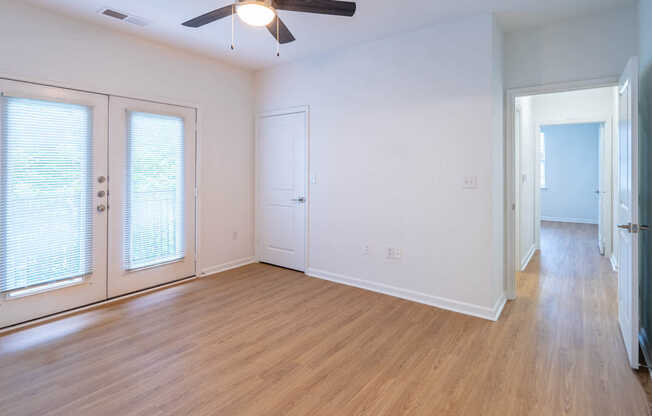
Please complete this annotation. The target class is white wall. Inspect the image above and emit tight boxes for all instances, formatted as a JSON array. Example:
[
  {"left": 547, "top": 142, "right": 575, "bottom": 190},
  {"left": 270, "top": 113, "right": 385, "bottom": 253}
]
[
  {"left": 491, "top": 19, "right": 505, "bottom": 294},
  {"left": 256, "top": 14, "right": 506, "bottom": 320},
  {"left": 642, "top": 0, "right": 652, "bottom": 72},
  {"left": 515, "top": 96, "right": 536, "bottom": 269},
  {"left": 504, "top": 7, "right": 638, "bottom": 89},
  {"left": 0, "top": 1, "right": 256, "bottom": 274}
]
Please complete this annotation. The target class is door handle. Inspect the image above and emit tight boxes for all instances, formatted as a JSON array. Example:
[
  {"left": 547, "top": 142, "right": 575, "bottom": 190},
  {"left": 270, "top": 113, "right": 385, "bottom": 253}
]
[
  {"left": 291, "top": 197, "right": 305, "bottom": 203},
  {"left": 618, "top": 223, "right": 649, "bottom": 233},
  {"left": 618, "top": 223, "right": 632, "bottom": 232},
  {"left": 97, "top": 204, "right": 106, "bottom": 212}
]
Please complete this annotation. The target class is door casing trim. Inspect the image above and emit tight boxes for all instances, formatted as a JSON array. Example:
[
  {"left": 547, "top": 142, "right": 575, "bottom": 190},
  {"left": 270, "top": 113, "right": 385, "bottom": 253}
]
[{"left": 505, "top": 77, "right": 619, "bottom": 300}]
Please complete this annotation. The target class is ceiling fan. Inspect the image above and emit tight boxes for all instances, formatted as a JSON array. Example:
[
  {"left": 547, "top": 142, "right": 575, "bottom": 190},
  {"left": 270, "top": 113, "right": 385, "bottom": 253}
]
[{"left": 182, "top": 0, "right": 357, "bottom": 46}]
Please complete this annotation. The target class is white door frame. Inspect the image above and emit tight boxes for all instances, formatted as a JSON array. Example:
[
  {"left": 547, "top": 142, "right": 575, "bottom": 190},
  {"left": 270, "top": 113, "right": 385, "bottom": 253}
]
[
  {"left": 255, "top": 105, "right": 310, "bottom": 272},
  {"left": 505, "top": 77, "right": 618, "bottom": 299}
]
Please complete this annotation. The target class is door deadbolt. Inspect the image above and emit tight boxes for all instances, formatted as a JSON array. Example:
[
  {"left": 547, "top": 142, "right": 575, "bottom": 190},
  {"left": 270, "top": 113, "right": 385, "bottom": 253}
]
[{"left": 97, "top": 190, "right": 106, "bottom": 198}]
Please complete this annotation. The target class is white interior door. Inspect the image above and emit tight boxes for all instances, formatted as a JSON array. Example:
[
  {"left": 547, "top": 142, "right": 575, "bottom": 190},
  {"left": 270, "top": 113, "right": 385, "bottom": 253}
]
[
  {"left": 617, "top": 57, "right": 639, "bottom": 369},
  {"left": 108, "top": 97, "right": 196, "bottom": 297},
  {"left": 0, "top": 80, "right": 108, "bottom": 328},
  {"left": 257, "top": 110, "right": 307, "bottom": 271}
]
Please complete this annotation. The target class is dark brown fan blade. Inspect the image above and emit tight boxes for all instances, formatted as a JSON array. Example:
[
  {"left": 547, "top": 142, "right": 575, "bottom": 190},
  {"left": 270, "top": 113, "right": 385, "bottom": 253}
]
[
  {"left": 182, "top": 5, "right": 234, "bottom": 27},
  {"left": 273, "top": 0, "right": 356, "bottom": 17},
  {"left": 267, "top": 16, "right": 296, "bottom": 44}
]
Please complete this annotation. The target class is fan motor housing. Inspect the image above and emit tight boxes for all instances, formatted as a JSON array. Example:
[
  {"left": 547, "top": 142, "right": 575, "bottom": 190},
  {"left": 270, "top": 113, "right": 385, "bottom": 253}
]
[{"left": 237, "top": 0, "right": 274, "bottom": 8}]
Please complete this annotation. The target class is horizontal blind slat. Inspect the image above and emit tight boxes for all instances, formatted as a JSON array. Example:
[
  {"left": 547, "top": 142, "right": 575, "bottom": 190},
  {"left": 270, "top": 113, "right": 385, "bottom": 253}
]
[
  {"left": 125, "top": 111, "right": 184, "bottom": 270},
  {"left": 0, "top": 96, "right": 93, "bottom": 293}
]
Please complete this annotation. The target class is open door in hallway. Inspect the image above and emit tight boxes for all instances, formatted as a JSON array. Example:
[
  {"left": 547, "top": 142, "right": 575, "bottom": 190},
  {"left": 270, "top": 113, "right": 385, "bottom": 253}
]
[{"left": 617, "top": 57, "right": 640, "bottom": 369}]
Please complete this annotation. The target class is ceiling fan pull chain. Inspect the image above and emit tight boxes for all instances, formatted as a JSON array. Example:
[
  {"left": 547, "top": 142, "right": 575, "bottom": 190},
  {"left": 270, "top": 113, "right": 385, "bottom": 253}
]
[
  {"left": 276, "top": 16, "right": 280, "bottom": 57},
  {"left": 230, "top": 4, "right": 235, "bottom": 50}
]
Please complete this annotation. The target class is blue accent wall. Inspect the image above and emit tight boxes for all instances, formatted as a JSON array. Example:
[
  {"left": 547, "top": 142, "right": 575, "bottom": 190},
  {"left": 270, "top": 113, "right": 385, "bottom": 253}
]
[{"left": 540, "top": 123, "right": 601, "bottom": 223}]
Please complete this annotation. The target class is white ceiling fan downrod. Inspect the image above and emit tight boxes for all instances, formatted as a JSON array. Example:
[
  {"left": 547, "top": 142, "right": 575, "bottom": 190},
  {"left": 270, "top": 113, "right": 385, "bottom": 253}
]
[{"left": 231, "top": 4, "right": 235, "bottom": 50}]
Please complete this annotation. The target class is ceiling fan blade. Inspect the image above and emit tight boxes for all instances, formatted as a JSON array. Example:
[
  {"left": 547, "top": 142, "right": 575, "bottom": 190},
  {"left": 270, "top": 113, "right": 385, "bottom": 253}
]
[
  {"left": 267, "top": 16, "right": 296, "bottom": 44},
  {"left": 182, "top": 5, "right": 234, "bottom": 28},
  {"left": 273, "top": 0, "right": 356, "bottom": 17}
]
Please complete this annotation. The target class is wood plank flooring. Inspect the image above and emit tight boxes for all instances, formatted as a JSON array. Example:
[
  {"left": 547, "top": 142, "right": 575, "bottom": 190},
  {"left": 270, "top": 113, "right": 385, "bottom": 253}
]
[{"left": 0, "top": 221, "right": 649, "bottom": 415}]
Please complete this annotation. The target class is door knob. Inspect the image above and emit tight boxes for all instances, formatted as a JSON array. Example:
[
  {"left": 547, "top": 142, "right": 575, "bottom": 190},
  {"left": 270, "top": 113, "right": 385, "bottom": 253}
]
[
  {"left": 291, "top": 197, "right": 306, "bottom": 203},
  {"left": 97, "top": 204, "right": 106, "bottom": 212}
]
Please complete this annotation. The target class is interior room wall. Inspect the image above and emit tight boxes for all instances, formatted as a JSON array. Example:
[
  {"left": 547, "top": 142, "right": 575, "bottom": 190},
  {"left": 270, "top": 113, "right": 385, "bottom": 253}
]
[
  {"left": 540, "top": 123, "right": 601, "bottom": 224},
  {"left": 0, "top": 0, "right": 256, "bottom": 275},
  {"left": 256, "top": 14, "right": 506, "bottom": 320},
  {"left": 504, "top": 7, "right": 638, "bottom": 89},
  {"left": 515, "top": 96, "right": 536, "bottom": 269},
  {"left": 491, "top": 18, "right": 505, "bottom": 295}
]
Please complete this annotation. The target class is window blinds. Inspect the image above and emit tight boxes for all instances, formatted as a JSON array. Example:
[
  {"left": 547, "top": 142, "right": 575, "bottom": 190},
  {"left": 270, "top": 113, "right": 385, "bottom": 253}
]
[
  {"left": 125, "top": 111, "right": 185, "bottom": 270},
  {"left": 0, "top": 96, "right": 93, "bottom": 293}
]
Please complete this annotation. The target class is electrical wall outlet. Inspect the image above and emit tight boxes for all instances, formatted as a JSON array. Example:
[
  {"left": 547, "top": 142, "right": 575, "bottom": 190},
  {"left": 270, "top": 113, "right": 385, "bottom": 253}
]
[{"left": 386, "top": 248, "right": 402, "bottom": 260}]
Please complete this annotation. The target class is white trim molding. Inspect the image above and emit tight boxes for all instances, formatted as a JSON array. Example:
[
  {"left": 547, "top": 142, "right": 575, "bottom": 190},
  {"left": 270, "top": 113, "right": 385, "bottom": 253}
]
[
  {"left": 200, "top": 257, "right": 256, "bottom": 277},
  {"left": 520, "top": 244, "right": 536, "bottom": 271},
  {"left": 307, "top": 268, "right": 507, "bottom": 321},
  {"left": 610, "top": 254, "right": 619, "bottom": 272}
]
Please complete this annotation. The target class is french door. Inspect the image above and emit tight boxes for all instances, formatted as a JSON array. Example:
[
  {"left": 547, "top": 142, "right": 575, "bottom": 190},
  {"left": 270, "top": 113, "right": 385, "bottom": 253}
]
[
  {"left": 108, "top": 97, "right": 196, "bottom": 297},
  {"left": 0, "top": 80, "right": 196, "bottom": 328},
  {"left": 0, "top": 80, "right": 108, "bottom": 327}
]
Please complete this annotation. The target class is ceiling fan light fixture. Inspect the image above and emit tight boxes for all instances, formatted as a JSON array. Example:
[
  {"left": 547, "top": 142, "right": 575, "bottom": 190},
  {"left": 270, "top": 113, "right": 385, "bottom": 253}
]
[{"left": 236, "top": 1, "right": 276, "bottom": 27}]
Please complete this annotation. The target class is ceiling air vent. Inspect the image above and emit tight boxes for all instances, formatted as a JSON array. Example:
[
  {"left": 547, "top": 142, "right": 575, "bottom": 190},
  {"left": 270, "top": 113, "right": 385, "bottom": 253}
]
[
  {"left": 101, "top": 9, "right": 127, "bottom": 20},
  {"left": 99, "top": 8, "right": 149, "bottom": 27}
]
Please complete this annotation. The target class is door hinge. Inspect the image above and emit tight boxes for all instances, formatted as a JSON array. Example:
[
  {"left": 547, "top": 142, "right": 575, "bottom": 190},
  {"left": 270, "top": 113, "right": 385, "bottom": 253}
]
[{"left": 195, "top": 187, "right": 198, "bottom": 198}]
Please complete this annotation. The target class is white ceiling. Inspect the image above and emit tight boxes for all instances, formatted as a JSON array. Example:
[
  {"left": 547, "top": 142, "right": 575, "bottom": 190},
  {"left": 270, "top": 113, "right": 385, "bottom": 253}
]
[{"left": 24, "top": 0, "right": 635, "bottom": 70}]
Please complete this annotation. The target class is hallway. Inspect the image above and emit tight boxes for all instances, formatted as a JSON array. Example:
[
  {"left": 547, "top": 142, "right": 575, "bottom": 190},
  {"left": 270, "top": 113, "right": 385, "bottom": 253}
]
[{"left": 516, "top": 221, "right": 649, "bottom": 414}]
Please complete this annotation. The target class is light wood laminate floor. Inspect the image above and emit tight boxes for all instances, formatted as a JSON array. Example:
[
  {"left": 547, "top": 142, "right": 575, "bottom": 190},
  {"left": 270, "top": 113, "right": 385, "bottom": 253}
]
[{"left": 0, "top": 221, "right": 649, "bottom": 415}]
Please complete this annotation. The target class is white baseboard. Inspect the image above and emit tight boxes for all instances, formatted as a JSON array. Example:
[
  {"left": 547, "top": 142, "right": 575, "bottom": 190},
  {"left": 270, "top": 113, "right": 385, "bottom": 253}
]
[
  {"left": 520, "top": 244, "right": 536, "bottom": 271},
  {"left": 201, "top": 256, "right": 256, "bottom": 276},
  {"left": 307, "top": 268, "right": 507, "bottom": 321},
  {"left": 541, "top": 216, "right": 598, "bottom": 224},
  {"left": 610, "top": 254, "right": 618, "bottom": 272}
]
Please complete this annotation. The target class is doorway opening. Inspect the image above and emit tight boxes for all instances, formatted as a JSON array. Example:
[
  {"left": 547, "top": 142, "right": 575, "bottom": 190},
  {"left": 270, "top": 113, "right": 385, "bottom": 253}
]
[
  {"left": 513, "top": 87, "right": 618, "bottom": 275},
  {"left": 506, "top": 60, "right": 641, "bottom": 371}
]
